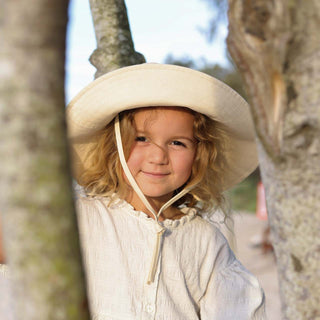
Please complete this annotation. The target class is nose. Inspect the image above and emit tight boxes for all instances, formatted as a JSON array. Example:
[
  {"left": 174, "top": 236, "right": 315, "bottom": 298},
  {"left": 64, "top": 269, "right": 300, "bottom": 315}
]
[{"left": 148, "top": 142, "right": 168, "bottom": 165}]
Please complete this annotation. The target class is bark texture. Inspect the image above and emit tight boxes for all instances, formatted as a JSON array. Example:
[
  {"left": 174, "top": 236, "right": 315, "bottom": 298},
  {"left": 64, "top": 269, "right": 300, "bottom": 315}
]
[
  {"left": 0, "top": 1, "right": 90, "bottom": 319},
  {"left": 89, "top": 0, "right": 145, "bottom": 78},
  {"left": 227, "top": 1, "right": 320, "bottom": 319}
]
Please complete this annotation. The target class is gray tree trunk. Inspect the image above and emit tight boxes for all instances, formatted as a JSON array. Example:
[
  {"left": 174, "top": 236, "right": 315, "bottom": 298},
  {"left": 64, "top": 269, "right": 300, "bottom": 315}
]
[
  {"left": 227, "top": 1, "right": 320, "bottom": 319},
  {"left": 89, "top": 0, "right": 145, "bottom": 78},
  {"left": 0, "top": 1, "right": 90, "bottom": 319}
]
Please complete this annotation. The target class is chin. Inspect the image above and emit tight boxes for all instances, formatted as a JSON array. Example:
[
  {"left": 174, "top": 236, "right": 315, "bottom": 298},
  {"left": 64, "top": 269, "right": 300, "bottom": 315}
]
[{"left": 143, "top": 190, "right": 174, "bottom": 200}]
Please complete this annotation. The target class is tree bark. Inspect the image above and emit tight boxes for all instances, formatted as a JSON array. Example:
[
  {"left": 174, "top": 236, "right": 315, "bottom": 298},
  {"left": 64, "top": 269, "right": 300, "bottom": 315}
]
[
  {"left": 227, "top": 1, "right": 320, "bottom": 319},
  {"left": 89, "top": 0, "right": 145, "bottom": 78},
  {"left": 0, "top": 1, "right": 90, "bottom": 319}
]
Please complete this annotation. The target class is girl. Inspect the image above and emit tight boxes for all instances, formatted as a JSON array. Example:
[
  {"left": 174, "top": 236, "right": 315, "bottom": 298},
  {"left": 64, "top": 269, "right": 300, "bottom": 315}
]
[{"left": 67, "top": 63, "right": 266, "bottom": 319}]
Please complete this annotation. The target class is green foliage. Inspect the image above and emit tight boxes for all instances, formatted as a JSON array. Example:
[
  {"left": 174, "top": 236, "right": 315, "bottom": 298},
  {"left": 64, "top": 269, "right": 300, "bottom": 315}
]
[
  {"left": 228, "top": 170, "right": 260, "bottom": 213},
  {"left": 199, "top": 62, "right": 247, "bottom": 99},
  {"left": 199, "top": 0, "right": 228, "bottom": 42},
  {"left": 164, "top": 54, "right": 197, "bottom": 68}
]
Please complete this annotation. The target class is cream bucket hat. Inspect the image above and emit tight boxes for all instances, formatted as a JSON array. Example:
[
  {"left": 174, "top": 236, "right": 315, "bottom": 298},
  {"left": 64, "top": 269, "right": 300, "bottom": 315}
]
[{"left": 66, "top": 63, "right": 258, "bottom": 191}]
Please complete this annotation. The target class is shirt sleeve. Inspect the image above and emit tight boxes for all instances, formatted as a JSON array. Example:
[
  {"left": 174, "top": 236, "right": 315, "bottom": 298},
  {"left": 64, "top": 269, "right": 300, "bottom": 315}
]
[{"left": 199, "top": 247, "right": 266, "bottom": 320}]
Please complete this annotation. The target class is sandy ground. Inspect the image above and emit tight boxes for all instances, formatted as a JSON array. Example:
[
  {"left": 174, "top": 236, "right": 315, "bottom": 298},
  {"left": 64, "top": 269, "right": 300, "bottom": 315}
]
[{"left": 233, "top": 212, "right": 282, "bottom": 320}]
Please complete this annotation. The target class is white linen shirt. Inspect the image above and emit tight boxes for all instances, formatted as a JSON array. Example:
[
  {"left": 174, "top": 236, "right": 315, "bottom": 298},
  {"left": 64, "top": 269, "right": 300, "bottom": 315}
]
[{"left": 76, "top": 196, "right": 266, "bottom": 320}]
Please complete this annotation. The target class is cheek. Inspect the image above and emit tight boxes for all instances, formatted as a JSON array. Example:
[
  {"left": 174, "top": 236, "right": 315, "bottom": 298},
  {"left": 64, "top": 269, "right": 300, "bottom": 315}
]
[
  {"left": 122, "top": 149, "right": 142, "bottom": 187},
  {"left": 126, "top": 148, "right": 143, "bottom": 174},
  {"left": 174, "top": 152, "right": 195, "bottom": 179}
]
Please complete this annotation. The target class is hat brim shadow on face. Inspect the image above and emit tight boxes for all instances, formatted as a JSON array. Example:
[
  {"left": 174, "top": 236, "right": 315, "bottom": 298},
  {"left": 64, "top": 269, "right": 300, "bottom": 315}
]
[{"left": 66, "top": 63, "right": 258, "bottom": 191}]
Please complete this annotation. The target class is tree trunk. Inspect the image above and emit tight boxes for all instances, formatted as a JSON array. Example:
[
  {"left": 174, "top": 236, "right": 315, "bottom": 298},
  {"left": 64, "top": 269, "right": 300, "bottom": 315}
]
[
  {"left": 89, "top": 0, "right": 145, "bottom": 78},
  {"left": 0, "top": 1, "right": 90, "bottom": 319},
  {"left": 227, "top": 1, "right": 320, "bottom": 319}
]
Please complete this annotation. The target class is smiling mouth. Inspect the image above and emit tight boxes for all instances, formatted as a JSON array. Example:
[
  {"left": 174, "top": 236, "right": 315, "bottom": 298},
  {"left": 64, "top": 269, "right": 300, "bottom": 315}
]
[{"left": 142, "top": 171, "right": 170, "bottom": 178}]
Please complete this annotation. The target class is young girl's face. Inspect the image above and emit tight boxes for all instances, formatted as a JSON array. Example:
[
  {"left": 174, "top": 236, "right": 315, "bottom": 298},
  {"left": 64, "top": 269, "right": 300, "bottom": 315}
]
[{"left": 125, "top": 107, "right": 197, "bottom": 205}]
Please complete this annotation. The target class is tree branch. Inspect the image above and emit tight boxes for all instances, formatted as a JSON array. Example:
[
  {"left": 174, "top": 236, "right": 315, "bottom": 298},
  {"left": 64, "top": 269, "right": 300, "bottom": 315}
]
[{"left": 89, "top": 0, "right": 145, "bottom": 77}]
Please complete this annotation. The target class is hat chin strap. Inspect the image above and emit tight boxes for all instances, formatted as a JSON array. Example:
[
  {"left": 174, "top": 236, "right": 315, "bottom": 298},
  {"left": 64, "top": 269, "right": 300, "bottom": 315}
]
[
  {"left": 114, "top": 115, "right": 194, "bottom": 221},
  {"left": 114, "top": 115, "right": 195, "bottom": 283}
]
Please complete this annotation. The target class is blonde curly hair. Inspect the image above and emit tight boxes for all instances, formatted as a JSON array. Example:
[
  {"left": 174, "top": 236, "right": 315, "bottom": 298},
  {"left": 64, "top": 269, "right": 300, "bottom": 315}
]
[{"left": 77, "top": 107, "right": 229, "bottom": 215}]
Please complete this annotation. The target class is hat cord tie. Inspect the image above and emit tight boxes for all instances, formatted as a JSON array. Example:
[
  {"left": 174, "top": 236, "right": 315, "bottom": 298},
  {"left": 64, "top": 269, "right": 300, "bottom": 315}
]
[{"left": 114, "top": 115, "right": 195, "bottom": 284}]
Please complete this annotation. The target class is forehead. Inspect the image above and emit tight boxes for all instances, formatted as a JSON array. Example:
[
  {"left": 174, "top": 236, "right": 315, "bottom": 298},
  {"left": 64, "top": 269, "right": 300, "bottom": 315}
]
[{"left": 133, "top": 107, "right": 195, "bottom": 130}]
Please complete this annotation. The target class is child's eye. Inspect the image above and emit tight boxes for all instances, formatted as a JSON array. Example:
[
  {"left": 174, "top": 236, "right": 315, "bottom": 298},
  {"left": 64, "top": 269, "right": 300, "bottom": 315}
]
[
  {"left": 171, "top": 140, "right": 186, "bottom": 147},
  {"left": 135, "top": 136, "right": 147, "bottom": 142}
]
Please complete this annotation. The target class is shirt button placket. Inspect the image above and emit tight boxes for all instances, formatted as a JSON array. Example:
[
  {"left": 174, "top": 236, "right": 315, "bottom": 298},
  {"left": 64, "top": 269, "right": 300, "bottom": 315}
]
[
  {"left": 142, "top": 282, "right": 157, "bottom": 320},
  {"left": 142, "top": 250, "right": 162, "bottom": 320},
  {"left": 141, "top": 300, "right": 155, "bottom": 320},
  {"left": 145, "top": 303, "right": 154, "bottom": 314}
]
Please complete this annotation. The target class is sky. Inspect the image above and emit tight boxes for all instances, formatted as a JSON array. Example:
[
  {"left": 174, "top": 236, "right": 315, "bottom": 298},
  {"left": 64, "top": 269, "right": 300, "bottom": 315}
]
[{"left": 66, "top": 0, "right": 228, "bottom": 102}]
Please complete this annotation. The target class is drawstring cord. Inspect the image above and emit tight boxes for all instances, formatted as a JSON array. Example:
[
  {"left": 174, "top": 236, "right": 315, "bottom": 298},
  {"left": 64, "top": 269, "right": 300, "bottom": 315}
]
[
  {"left": 147, "top": 228, "right": 165, "bottom": 284},
  {"left": 114, "top": 115, "right": 195, "bottom": 284},
  {"left": 115, "top": 115, "right": 158, "bottom": 218}
]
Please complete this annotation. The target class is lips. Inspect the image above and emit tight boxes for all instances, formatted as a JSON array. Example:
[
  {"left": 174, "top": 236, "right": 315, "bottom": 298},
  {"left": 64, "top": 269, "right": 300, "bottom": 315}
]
[{"left": 142, "top": 171, "right": 170, "bottom": 178}]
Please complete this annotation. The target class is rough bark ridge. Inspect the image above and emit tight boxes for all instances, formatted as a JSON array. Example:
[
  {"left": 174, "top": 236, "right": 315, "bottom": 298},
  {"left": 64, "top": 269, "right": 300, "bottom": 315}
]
[
  {"left": 89, "top": 0, "right": 145, "bottom": 78},
  {"left": 0, "top": 1, "right": 90, "bottom": 319},
  {"left": 228, "top": 0, "right": 320, "bottom": 319}
]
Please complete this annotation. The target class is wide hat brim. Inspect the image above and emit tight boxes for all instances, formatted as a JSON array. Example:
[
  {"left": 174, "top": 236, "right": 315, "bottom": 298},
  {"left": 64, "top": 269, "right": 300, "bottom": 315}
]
[{"left": 66, "top": 63, "right": 258, "bottom": 191}]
